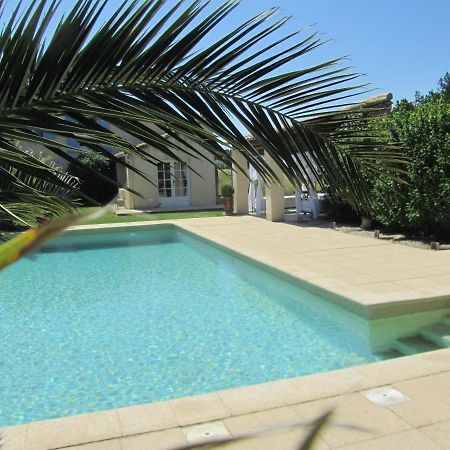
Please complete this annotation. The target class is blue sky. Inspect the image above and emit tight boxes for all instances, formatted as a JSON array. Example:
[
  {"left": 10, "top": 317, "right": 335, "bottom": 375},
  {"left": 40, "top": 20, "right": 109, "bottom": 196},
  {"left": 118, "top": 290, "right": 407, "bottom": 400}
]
[
  {"left": 5, "top": 0, "right": 449, "bottom": 103},
  {"left": 203, "top": 0, "right": 450, "bottom": 102},
  {"left": 273, "top": 0, "right": 450, "bottom": 102}
]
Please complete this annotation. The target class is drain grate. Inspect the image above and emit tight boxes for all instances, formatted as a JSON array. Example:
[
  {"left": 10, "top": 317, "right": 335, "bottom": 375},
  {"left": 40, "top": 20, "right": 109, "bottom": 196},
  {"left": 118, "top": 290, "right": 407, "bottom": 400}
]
[
  {"left": 184, "top": 422, "right": 231, "bottom": 445},
  {"left": 362, "top": 386, "right": 411, "bottom": 406}
]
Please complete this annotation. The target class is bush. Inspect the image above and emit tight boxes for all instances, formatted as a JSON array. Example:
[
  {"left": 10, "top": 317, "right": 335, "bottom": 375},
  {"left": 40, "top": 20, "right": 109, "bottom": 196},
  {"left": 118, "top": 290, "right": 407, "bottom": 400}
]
[
  {"left": 372, "top": 99, "right": 450, "bottom": 234},
  {"left": 67, "top": 151, "right": 117, "bottom": 205},
  {"left": 220, "top": 184, "right": 234, "bottom": 197}
]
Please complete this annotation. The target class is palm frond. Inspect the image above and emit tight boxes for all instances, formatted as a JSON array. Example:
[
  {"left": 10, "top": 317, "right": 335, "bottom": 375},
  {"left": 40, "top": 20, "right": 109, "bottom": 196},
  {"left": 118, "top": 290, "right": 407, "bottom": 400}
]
[
  {"left": 0, "top": 0, "right": 406, "bottom": 222},
  {"left": 0, "top": 151, "right": 81, "bottom": 226}
]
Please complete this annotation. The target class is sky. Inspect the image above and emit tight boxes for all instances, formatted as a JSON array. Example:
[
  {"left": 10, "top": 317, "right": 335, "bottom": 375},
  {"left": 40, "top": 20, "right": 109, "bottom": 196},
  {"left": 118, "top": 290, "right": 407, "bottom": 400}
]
[
  {"left": 5, "top": 0, "right": 450, "bottom": 103},
  {"left": 202, "top": 0, "right": 450, "bottom": 102}
]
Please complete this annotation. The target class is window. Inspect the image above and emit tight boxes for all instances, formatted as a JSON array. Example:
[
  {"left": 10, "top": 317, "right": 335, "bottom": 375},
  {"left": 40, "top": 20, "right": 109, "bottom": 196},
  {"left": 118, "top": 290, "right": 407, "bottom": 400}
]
[
  {"left": 157, "top": 162, "right": 189, "bottom": 199},
  {"left": 157, "top": 162, "right": 173, "bottom": 198},
  {"left": 173, "top": 162, "right": 188, "bottom": 197}
]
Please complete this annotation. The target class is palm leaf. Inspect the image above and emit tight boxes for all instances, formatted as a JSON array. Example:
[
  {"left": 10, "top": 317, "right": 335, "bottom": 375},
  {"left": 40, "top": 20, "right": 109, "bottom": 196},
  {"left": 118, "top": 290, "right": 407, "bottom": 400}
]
[
  {"left": 0, "top": 0, "right": 406, "bottom": 222},
  {"left": 0, "top": 208, "right": 105, "bottom": 270}
]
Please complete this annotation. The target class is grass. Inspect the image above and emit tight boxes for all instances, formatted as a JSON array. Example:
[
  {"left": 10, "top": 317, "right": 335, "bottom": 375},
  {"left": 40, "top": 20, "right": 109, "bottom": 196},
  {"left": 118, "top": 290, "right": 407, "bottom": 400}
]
[{"left": 78, "top": 207, "right": 225, "bottom": 225}]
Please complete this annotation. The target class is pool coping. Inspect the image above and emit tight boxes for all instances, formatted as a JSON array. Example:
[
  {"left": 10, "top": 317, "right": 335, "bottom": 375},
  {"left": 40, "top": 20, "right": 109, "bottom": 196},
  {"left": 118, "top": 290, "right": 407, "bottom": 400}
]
[
  {"left": 3, "top": 348, "right": 450, "bottom": 449},
  {"left": 3, "top": 217, "right": 450, "bottom": 449},
  {"left": 63, "top": 219, "right": 450, "bottom": 320}
]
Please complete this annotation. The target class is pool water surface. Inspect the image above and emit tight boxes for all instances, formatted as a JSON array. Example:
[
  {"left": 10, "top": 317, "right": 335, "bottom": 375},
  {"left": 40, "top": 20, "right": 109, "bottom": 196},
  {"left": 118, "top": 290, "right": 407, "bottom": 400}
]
[{"left": 1, "top": 226, "right": 383, "bottom": 426}]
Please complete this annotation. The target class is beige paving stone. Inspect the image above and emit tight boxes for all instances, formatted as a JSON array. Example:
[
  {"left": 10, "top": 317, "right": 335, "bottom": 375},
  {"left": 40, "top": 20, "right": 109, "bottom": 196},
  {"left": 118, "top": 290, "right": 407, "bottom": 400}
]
[
  {"left": 287, "top": 367, "right": 364, "bottom": 401},
  {"left": 239, "top": 429, "right": 330, "bottom": 450},
  {"left": 355, "top": 354, "right": 440, "bottom": 388},
  {"left": 218, "top": 380, "right": 305, "bottom": 416},
  {"left": 427, "top": 371, "right": 450, "bottom": 387},
  {"left": 117, "top": 401, "right": 178, "bottom": 436},
  {"left": 0, "top": 424, "right": 27, "bottom": 450},
  {"left": 326, "top": 287, "right": 378, "bottom": 307},
  {"left": 389, "top": 376, "right": 450, "bottom": 426},
  {"left": 223, "top": 406, "right": 300, "bottom": 436},
  {"left": 420, "top": 419, "right": 450, "bottom": 449},
  {"left": 335, "top": 429, "right": 443, "bottom": 450},
  {"left": 307, "top": 278, "right": 354, "bottom": 292},
  {"left": 306, "top": 393, "right": 410, "bottom": 447},
  {"left": 278, "top": 266, "right": 324, "bottom": 281},
  {"left": 419, "top": 349, "right": 450, "bottom": 372},
  {"left": 224, "top": 406, "right": 330, "bottom": 450},
  {"left": 67, "top": 439, "right": 122, "bottom": 450},
  {"left": 338, "top": 273, "right": 381, "bottom": 285},
  {"left": 290, "top": 393, "right": 412, "bottom": 446},
  {"left": 429, "top": 273, "right": 450, "bottom": 286},
  {"left": 222, "top": 412, "right": 262, "bottom": 436},
  {"left": 169, "top": 393, "right": 230, "bottom": 426},
  {"left": 356, "top": 282, "right": 408, "bottom": 294},
  {"left": 26, "top": 410, "right": 121, "bottom": 450},
  {"left": 120, "top": 428, "right": 187, "bottom": 450}
]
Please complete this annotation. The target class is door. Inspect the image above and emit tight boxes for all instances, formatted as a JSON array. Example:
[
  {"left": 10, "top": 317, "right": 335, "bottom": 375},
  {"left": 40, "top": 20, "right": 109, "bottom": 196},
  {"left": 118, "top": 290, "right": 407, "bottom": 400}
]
[{"left": 157, "top": 161, "right": 190, "bottom": 206}]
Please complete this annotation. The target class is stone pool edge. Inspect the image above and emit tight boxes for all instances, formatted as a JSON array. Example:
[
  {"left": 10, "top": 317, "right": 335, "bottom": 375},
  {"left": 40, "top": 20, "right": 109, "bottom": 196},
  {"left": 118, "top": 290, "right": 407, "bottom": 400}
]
[
  {"left": 64, "top": 219, "right": 450, "bottom": 320},
  {"left": 3, "top": 218, "right": 450, "bottom": 449},
  {"left": 3, "top": 348, "right": 450, "bottom": 450}
]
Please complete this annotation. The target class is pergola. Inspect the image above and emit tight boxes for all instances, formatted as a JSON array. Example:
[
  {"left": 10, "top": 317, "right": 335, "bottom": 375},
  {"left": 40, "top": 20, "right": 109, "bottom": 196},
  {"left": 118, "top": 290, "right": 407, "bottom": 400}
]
[{"left": 231, "top": 93, "right": 394, "bottom": 221}]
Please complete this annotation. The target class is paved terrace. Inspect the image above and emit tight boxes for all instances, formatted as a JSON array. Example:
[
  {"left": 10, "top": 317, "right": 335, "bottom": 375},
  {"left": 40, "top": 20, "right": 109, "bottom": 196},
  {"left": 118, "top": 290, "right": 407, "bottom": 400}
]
[
  {"left": 3, "top": 216, "right": 450, "bottom": 450},
  {"left": 175, "top": 216, "right": 450, "bottom": 318}
]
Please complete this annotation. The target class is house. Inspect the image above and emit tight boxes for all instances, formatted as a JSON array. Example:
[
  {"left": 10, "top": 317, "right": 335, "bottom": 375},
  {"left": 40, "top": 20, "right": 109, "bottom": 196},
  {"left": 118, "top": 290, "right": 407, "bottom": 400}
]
[
  {"left": 115, "top": 137, "right": 218, "bottom": 210},
  {"left": 24, "top": 120, "right": 219, "bottom": 211},
  {"left": 24, "top": 93, "right": 393, "bottom": 213}
]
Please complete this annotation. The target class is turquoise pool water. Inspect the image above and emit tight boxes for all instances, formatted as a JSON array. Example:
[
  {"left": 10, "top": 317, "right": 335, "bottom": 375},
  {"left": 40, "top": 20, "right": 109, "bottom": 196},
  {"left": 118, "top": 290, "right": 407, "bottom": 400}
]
[{"left": 1, "top": 226, "right": 381, "bottom": 426}]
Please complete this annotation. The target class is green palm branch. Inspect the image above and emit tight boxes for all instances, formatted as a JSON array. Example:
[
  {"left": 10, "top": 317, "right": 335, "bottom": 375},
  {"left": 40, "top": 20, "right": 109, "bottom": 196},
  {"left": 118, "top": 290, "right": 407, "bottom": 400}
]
[
  {"left": 0, "top": 0, "right": 404, "bottom": 223},
  {"left": 0, "top": 151, "right": 81, "bottom": 227}
]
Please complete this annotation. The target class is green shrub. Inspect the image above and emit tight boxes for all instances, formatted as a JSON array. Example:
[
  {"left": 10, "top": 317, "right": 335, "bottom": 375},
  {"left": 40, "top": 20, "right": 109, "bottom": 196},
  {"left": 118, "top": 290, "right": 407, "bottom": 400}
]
[
  {"left": 220, "top": 184, "right": 234, "bottom": 197},
  {"left": 372, "top": 99, "right": 450, "bottom": 234},
  {"left": 67, "top": 151, "right": 117, "bottom": 205}
]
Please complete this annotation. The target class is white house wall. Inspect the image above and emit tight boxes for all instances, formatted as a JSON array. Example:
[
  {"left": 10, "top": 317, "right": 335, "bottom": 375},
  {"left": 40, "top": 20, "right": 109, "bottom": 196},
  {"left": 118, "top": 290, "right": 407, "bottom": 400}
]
[
  {"left": 126, "top": 141, "right": 216, "bottom": 209},
  {"left": 21, "top": 120, "right": 217, "bottom": 209}
]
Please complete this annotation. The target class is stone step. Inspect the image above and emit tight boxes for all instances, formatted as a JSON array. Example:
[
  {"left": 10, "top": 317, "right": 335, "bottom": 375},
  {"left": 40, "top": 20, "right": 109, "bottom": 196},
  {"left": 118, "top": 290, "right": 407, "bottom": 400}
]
[
  {"left": 375, "top": 349, "right": 404, "bottom": 360},
  {"left": 393, "top": 335, "right": 441, "bottom": 356},
  {"left": 441, "top": 315, "right": 450, "bottom": 327},
  {"left": 420, "top": 323, "right": 450, "bottom": 348}
]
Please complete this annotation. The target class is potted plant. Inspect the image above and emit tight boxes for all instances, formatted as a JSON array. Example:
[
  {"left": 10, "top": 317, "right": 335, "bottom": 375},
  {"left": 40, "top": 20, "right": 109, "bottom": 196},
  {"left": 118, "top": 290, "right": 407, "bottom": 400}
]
[{"left": 221, "top": 184, "right": 235, "bottom": 215}]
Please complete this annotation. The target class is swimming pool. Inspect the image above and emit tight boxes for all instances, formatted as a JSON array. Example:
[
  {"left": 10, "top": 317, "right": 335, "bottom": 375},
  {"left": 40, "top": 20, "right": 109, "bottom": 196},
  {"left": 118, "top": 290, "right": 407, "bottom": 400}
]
[{"left": 1, "top": 225, "right": 386, "bottom": 426}]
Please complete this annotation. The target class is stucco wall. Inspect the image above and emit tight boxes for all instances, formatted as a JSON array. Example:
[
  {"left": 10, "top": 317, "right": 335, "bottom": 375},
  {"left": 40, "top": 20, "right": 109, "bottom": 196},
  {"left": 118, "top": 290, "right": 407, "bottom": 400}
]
[
  {"left": 126, "top": 141, "right": 216, "bottom": 209},
  {"left": 21, "top": 120, "right": 217, "bottom": 209}
]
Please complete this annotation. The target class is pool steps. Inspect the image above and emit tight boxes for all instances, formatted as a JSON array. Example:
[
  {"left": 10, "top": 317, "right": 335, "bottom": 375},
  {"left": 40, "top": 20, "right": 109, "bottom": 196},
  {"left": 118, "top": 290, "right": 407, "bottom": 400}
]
[
  {"left": 381, "top": 315, "right": 450, "bottom": 358},
  {"left": 420, "top": 322, "right": 450, "bottom": 347},
  {"left": 393, "top": 335, "right": 441, "bottom": 355}
]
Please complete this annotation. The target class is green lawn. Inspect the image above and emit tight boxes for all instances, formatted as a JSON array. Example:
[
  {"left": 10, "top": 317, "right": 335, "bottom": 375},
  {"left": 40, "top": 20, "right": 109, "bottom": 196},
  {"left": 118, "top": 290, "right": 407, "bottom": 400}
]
[{"left": 78, "top": 207, "right": 225, "bottom": 225}]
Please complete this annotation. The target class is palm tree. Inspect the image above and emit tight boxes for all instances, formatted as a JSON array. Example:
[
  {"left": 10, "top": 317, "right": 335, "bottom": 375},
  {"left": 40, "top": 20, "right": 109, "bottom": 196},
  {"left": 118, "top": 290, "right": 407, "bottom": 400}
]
[
  {"left": 0, "top": 0, "right": 403, "bottom": 226},
  {"left": 0, "top": 151, "right": 81, "bottom": 226}
]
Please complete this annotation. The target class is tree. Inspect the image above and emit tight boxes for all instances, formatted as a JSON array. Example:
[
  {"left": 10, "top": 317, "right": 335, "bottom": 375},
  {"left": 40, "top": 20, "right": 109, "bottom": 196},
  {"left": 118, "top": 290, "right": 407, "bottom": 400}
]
[
  {"left": 0, "top": 152, "right": 81, "bottom": 227},
  {"left": 67, "top": 151, "right": 117, "bottom": 205},
  {"left": 396, "top": 72, "right": 450, "bottom": 109},
  {"left": 0, "top": 0, "right": 403, "bottom": 226},
  {"left": 372, "top": 97, "right": 450, "bottom": 234}
]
